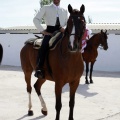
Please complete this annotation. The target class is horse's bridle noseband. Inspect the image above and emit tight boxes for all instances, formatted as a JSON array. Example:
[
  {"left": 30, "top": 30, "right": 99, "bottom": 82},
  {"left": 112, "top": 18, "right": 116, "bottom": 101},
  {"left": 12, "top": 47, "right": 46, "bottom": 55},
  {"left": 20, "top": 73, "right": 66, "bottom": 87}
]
[{"left": 70, "top": 14, "right": 85, "bottom": 38}]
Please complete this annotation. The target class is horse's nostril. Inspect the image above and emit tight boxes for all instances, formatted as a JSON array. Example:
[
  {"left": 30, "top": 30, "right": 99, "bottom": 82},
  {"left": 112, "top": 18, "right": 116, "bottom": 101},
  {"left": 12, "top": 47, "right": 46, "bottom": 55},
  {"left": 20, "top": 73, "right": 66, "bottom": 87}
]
[{"left": 104, "top": 46, "right": 108, "bottom": 50}]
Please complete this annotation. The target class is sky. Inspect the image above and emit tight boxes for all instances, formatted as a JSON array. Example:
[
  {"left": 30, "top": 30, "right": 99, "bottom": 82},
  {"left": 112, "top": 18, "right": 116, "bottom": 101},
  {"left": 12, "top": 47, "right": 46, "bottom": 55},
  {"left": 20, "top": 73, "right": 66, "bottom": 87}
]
[{"left": 0, "top": 0, "right": 120, "bottom": 28}]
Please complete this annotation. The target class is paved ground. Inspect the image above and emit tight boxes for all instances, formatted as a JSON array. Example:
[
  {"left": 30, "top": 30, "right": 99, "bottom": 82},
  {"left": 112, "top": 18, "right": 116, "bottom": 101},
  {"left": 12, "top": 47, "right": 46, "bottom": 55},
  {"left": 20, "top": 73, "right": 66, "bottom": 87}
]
[{"left": 0, "top": 65, "right": 120, "bottom": 120}]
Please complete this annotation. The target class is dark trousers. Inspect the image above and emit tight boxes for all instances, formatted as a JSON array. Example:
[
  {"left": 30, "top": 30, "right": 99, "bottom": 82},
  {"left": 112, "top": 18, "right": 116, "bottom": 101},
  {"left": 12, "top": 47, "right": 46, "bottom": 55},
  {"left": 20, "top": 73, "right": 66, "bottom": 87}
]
[
  {"left": 37, "top": 25, "right": 60, "bottom": 69},
  {"left": 37, "top": 35, "right": 51, "bottom": 68}
]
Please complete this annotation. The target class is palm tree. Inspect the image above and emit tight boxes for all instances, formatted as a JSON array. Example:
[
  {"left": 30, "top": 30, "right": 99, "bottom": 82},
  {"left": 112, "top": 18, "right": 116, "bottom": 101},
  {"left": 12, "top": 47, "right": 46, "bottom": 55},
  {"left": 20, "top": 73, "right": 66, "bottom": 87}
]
[
  {"left": 34, "top": 0, "right": 53, "bottom": 23},
  {"left": 88, "top": 16, "right": 92, "bottom": 23},
  {"left": 40, "top": 0, "right": 52, "bottom": 7}
]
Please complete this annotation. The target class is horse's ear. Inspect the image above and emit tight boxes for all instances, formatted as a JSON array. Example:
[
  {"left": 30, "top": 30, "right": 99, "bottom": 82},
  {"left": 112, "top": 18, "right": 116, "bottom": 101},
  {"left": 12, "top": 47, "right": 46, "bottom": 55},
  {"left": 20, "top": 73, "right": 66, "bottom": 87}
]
[
  {"left": 101, "top": 29, "right": 103, "bottom": 33},
  {"left": 68, "top": 4, "right": 73, "bottom": 13},
  {"left": 80, "top": 4, "right": 85, "bottom": 14}
]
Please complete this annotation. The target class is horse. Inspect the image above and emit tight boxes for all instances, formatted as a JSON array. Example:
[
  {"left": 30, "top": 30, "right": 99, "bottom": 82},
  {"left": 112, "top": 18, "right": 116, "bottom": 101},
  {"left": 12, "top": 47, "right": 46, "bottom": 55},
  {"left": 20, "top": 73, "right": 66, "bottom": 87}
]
[
  {"left": 20, "top": 4, "right": 85, "bottom": 120},
  {"left": 82, "top": 30, "right": 108, "bottom": 84},
  {"left": 0, "top": 44, "right": 3, "bottom": 64}
]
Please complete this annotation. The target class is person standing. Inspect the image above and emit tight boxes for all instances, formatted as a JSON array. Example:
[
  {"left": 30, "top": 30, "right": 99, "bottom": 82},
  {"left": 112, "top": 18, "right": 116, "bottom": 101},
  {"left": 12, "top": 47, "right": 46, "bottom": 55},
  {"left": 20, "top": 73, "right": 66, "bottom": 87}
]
[
  {"left": 33, "top": 0, "right": 68, "bottom": 79},
  {"left": 81, "top": 27, "right": 92, "bottom": 53}
]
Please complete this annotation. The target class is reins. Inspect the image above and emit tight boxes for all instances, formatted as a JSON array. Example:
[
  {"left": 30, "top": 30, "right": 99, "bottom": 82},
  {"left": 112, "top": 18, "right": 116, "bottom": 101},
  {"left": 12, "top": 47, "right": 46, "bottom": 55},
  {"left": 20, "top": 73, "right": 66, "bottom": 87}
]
[
  {"left": 98, "top": 45, "right": 104, "bottom": 49},
  {"left": 98, "top": 33, "right": 105, "bottom": 50},
  {"left": 70, "top": 33, "right": 75, "bottom": 36}
]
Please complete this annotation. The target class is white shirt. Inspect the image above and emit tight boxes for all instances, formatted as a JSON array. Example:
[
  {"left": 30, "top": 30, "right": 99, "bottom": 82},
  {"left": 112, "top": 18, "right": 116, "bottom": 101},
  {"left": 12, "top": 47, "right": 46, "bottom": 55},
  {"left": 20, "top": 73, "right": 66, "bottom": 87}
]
[
  {"left": 33, "top": 3, "right": 68, "bottom": 33},
  {"left": 53, "top": 3, "right": 60, "bottom": 17}
]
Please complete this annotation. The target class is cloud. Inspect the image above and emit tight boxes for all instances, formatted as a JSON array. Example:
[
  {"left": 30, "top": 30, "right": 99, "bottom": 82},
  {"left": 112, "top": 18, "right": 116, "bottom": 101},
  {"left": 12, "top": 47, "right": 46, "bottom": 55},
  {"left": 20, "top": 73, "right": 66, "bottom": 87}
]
[{"left": 61, "top": 0, "right": 120, "bottom": 12}]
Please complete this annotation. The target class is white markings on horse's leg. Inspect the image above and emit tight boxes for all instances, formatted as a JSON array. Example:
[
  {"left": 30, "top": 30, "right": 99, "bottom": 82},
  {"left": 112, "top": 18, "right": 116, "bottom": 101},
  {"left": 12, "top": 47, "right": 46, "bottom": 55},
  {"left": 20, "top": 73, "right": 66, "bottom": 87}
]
[
  {"left": 28, "top": 92, "right": 32, "bottom": 110},
  {"left": 39, "top": 95, "right": 47, "bottom": 111}
]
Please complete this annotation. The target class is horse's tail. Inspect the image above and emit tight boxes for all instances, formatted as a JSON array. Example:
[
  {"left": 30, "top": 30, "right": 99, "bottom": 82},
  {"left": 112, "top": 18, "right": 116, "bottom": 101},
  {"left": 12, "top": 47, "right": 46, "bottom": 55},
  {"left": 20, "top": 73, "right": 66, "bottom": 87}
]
[
  {"left": 46, "top": 51, "right": 53, "bottom": 78},
  {"left": 0, "top": 44, "right": 3, "bottom": 64}
]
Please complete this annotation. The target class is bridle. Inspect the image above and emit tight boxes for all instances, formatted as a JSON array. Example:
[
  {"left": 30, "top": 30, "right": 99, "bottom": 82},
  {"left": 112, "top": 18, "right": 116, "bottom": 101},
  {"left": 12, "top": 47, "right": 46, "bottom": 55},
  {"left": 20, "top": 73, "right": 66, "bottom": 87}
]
[
  {"left": 98, "top": 32, "right": 108, "bottom": 50},
  {"left": 70, "top": 14, "right": 85, "bottom": 36},
  {"left": 69, "top": 14, "right": 86, "bottom": 51}
]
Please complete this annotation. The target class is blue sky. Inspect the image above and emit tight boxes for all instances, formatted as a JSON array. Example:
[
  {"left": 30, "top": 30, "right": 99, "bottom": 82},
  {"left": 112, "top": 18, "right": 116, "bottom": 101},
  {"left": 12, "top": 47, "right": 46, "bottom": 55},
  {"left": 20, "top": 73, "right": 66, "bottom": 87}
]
[{"left": 0, "top": 0, "right": 120, "bottom": 28}]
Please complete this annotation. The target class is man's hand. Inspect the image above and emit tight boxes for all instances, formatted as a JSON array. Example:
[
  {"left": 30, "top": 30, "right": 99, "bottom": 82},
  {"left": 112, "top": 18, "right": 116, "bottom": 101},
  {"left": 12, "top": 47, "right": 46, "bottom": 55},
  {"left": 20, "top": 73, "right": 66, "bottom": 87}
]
[{"left": 60, "top": 27, "right": 65, "bottom": 33}]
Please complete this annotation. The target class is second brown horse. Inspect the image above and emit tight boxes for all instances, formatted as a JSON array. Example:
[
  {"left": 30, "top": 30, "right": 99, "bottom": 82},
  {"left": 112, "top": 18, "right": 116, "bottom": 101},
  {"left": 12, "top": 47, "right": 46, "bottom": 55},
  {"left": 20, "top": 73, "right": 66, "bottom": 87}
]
[{"left": 82, "top": 30, "right": 108, "bottom": 84}]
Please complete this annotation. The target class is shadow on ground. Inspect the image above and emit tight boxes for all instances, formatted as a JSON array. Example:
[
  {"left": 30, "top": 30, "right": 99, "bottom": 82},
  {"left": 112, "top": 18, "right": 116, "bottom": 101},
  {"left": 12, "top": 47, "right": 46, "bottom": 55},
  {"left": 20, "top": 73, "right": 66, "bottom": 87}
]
[
  {"left": 17, "top": 114, "right": 45, "bottom": 120},
  {"left": 62, "top": 83, "right": 98, "bottom": 98},
  {"left": 0, "top": 65, "right": 120, "bottom": 78}
]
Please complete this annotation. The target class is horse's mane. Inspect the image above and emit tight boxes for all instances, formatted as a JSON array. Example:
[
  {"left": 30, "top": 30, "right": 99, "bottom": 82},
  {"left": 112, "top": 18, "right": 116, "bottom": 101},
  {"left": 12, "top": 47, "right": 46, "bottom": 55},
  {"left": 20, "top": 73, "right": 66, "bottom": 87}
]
[
  {"left": 89, "top": 33, "right": 99, "bottom": 41},
  {"left": 73, "top": 9, "right": 79, "bottom": 13},
  {"left": 87, "top": 32, "right": 100, "bottom": 47},
  {"left": 87, "top": 33, "right": 96, "bottom": 44}
]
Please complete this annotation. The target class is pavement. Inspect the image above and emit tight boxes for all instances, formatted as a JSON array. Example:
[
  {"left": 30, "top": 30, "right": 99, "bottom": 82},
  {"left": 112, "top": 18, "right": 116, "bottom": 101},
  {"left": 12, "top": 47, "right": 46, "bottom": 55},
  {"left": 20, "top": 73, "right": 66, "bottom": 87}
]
[{"left": 0, "top": 65, "right": 120, "bottom": 120}]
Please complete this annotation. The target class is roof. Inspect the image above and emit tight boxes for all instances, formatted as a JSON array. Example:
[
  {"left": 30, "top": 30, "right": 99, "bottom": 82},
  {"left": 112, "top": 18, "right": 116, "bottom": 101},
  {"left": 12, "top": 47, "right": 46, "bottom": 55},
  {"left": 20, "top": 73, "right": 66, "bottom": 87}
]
[
  {"left": 3, "top": 26, "right": 37, "bottom": 30},
  {"left": 87, "top": 23, "right": 120, "bottom": 30},
  {"left": 0, "top": 24, "right": 120, "bottom": 34}
]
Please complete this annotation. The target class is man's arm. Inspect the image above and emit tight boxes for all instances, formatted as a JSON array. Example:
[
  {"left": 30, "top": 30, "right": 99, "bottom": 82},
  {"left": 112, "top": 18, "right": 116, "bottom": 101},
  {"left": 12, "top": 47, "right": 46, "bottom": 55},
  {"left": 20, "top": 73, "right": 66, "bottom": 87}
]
[
  {"left": 60, "top": 9, "right": 68, "bottom": 33},
  {"left": 33, "top": 6, "right": 46, "bottom": 33}
]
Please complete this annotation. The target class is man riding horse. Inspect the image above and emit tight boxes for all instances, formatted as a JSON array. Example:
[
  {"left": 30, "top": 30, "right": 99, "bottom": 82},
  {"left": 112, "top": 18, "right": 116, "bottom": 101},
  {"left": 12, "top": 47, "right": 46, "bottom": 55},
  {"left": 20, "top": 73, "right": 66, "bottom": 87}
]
[{"left": 33, "top": 0, "right": 68, "bottom": 79}]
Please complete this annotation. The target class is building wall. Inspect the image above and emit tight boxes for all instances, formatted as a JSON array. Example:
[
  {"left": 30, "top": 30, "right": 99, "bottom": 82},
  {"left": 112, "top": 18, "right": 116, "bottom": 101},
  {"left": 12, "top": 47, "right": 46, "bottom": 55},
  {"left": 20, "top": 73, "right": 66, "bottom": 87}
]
[
  {"left": 0, "top": 33, "right": 120, "bottom": 72},
  {"left": 0, "top": 33, "right": 35, "bottom": 66}
]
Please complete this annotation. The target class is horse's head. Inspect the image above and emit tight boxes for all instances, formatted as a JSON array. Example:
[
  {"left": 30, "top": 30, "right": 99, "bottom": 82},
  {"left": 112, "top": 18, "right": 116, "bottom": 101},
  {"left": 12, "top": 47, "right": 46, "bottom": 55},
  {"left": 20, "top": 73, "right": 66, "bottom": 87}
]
[
  {"left": 99, "top": 30, "right": 108, "bottom": 50},
  {"left": 67, "top": 4, "right": 86, "bottom": 51}
]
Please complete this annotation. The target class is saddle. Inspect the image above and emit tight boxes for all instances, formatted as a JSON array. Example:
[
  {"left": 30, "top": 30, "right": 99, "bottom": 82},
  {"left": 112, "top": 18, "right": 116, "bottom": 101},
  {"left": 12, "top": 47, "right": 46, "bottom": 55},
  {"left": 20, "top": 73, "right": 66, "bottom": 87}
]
[{"left": 25, "top": 32, "right": 63, "bottom": 50}]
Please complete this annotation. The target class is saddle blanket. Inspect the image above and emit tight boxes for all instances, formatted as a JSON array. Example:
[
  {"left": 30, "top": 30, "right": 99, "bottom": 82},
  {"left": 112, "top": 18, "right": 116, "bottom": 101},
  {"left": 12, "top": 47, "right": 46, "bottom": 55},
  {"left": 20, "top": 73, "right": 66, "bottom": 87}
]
[{"left": 25, "top": 32, "right": 63, "bottom": 50}]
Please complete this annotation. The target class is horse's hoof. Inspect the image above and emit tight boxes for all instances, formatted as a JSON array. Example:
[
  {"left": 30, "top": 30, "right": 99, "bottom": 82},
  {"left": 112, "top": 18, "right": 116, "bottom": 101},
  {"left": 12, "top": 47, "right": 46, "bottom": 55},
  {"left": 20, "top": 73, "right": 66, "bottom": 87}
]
[
  {"left": 41, "top": 109, "right": 47, "bottom": 116},
  {"left": 28, "top": 110, "right": 34, "bottom": 116},
  {"left": 90, "top": 80, "right": 93, "bottom": 84},
  {"left": 69, "top": 117, "right": 74, "bottom": 120},
  {"left": 85, "top": 81, "right": 89, "bottom": 84}
]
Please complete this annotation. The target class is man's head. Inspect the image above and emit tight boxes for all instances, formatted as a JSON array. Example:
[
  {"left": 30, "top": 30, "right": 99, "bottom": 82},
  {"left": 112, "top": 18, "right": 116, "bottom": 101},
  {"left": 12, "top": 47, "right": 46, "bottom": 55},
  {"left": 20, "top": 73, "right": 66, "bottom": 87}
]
[{"left": 53, "top": 0, "right": 60, "bottom": 6}]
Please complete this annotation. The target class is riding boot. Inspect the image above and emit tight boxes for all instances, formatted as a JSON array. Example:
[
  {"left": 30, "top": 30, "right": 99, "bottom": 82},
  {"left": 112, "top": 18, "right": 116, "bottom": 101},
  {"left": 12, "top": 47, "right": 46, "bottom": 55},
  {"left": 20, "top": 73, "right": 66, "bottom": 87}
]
[
  {"left": 34, "top": 48, "right": 45, "bottom": 79},
  {"left": 34, "top": 54, "right": 45, "bottom": 79},
  {"left": 34, "top": 35, "right": 51, "bottom": 79}
]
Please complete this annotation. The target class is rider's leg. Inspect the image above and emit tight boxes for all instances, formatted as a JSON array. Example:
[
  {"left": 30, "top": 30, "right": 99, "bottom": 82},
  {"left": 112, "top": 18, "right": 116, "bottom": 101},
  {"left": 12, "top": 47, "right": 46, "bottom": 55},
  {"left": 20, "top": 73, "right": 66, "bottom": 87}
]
[{"left": 34, "top": 35, "right": 51, "bottom": 79}]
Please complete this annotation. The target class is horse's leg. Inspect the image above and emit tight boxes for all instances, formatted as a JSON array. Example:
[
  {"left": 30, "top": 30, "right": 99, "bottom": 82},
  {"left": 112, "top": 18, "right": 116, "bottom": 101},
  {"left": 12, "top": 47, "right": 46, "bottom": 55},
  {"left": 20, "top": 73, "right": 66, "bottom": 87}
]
[
  {"left": 89, "top": 61, "right": 95, "bottom": 83},
  {"left": 55, "top": 82, "right": 63, "bottom": 120},
  {"left": 24, "top": 71, "right": 33, "bottom": 116},
  {"left": 85, "top": 62, "right": 89, "bottom": 84},
  {"left": 69, "top": 81, "right": 79, "bottom": 120},
  {"left": 34, "top": 79, "right": 48, "bottom": 116}
]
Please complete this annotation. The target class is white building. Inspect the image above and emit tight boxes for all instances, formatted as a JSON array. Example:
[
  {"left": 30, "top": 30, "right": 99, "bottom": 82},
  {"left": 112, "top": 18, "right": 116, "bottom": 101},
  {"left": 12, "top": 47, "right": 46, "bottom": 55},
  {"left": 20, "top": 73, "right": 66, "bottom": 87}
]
[{"left": 0, "top": 24, "right": 120, "bottom": 72}]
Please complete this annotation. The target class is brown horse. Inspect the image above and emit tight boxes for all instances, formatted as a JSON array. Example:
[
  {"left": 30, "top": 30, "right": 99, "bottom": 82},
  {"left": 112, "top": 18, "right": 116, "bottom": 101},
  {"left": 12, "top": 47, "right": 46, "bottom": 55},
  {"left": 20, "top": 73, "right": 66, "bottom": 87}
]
[
  {"left": 0, "top": 44, "right": 3, "bottom": 64},
  {"left": 20, "top": 4, "right": 85, "bottom": 120},
  {"left": 82, "top": 30, "right": 108, "bottom": 84}
]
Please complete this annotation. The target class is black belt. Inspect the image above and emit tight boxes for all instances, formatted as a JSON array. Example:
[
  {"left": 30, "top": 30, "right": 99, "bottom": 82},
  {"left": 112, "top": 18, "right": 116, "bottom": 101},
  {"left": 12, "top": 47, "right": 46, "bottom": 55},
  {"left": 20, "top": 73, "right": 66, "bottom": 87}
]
[
  {"left": 46, "top": 25, "right": 60, "bottom": 33},
  {"left": 46, "top": 17, "right": 61, "bottom": 33}
]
